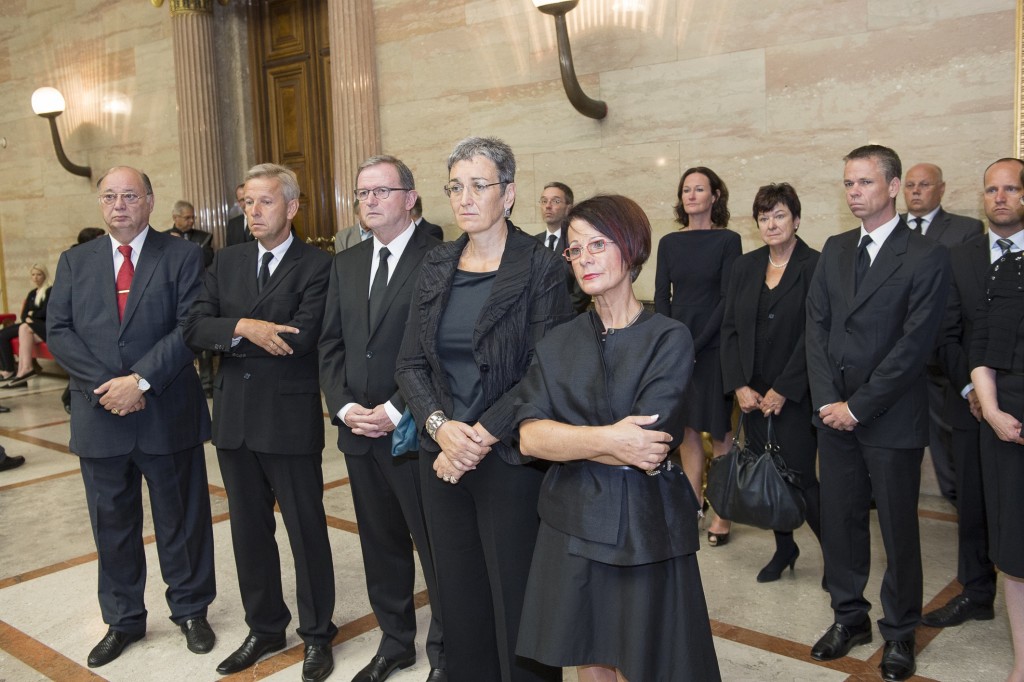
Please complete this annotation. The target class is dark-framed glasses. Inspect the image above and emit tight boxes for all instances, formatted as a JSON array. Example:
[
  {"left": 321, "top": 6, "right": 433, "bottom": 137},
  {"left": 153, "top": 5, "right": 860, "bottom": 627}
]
[
  {"left": 564, "top": 239, "right": 615, "bottom": 261},
  {"left": 354, "top": 187, "right": 408, "bottom": 201},
  {"left": 443, "top": 181, "right": 503, "bottom": 198},
  {"left": 99, "top": 192, "right": 146, "bottom": 206}
]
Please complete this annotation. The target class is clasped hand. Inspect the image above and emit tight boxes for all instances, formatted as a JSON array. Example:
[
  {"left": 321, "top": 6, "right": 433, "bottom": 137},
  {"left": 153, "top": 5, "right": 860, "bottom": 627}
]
[
  {"left": 236, "top": 318, "right": 299, "bottom": 356},
  {"left": 95, "top": 375, "right": 146, "bottom": 416},
  {"left": 344, "top": 404, "right": 395, "bottom": 438},
  {"left": 820, "top": 401, "right": 857, "bottom": 431},
  {"left": 432, "top": 420, "right": 496, "bottom": 482},
  {"left": 606, "top": 414, "right": 671, "bottom": 472}
]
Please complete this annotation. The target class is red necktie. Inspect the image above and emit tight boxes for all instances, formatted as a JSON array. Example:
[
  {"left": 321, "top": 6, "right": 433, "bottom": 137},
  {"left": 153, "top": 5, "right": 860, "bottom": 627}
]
[{"left": 116, "top": 245, "right": 134, "bottom": 321}]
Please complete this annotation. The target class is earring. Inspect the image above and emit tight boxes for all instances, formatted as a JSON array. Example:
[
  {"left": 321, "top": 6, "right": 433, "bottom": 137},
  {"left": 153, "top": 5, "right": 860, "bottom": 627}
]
[{"left": 504, "top": 207, "right": 511, "bottom": 218}]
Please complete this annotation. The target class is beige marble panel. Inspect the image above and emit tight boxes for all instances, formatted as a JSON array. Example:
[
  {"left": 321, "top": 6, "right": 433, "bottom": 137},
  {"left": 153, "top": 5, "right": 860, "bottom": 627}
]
[
  {"left": 379, "top": 93, "right": 472, "bottom": 158},
  {"left": 765, "top": 11, "right": 1015, "bottom": 133},
  {"left": 868, "top": 0, "right": 1014, "bottom": 28},
  {"left": 373, "top": 0, "right": 467, "bottom": 44}
]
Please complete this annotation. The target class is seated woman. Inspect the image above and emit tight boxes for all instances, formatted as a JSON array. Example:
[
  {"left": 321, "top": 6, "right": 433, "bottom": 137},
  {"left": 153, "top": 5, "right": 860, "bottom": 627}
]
[
  {"left": 515, "top": 195, "right": 721, "bottom": 682},
  {"left": 1, "top": 264, "right": 51, "bottom": 388}
]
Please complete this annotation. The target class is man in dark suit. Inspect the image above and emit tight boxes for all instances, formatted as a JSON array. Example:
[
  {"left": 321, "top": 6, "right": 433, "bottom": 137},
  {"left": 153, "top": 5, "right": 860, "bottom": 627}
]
[
  {"left": 411, "top": 195, "right": 444, "bottom": 240},
  {"left": 926, "top": 157, "right": 1024, "bottom": 629},
  {"left": 902, "top": 162, "right": 985, "bottom": 505},
  {"left": 319, "top": 155, "right": 445, "bottom": 682},
  {"left": 224, "top": 183, "right": 254, "bottom": 246},
  {"left": 184, "top": 163, "right": 337, "bottom": 682},
  {"left": 534, "top": 181, "right": 590, "bottom": 314},
  {"left": 46, "top": 166, "right": 216, "bottom": 667},
  {"left": 806, "top": 145, "right": 950, "bottom": 681},
  {"left": 167, "top": 200, "right": 214, "bottom": 268}
]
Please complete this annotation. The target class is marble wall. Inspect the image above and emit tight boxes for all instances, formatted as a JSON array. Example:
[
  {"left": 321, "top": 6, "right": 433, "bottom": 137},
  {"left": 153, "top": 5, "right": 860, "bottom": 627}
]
[{"left": 0, "top": 0, "right": 1016, "bottom": 304}]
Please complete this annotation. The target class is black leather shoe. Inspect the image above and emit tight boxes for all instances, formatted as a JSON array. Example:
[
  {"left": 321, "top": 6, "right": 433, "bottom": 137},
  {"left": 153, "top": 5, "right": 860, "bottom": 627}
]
[
  {"left": 880, "top": 639, "right": 916, "bottom": 681},
  {"left": 425, "top": 668, "right": 448, "bottom": 682},
  {"left": 810, "top": 620, "right": 872, "bottom": 661},
  {"left": 0, "top": 455, "right": 24, "bottom": 471},
  {"left": 216, "top": 633, "right": 287, "bottom": 675},
  {"left": 302, "top": 644, "right": 334, "bottom": 682},
  {"left": 179, "top": 617, "right": 215, "bottom": 654},
  {"left": 0, "top": 404, "right": 10, "bottom": 413},
  {"left": 921, "top": 593, "right": 995, "bottom": 628},
  {"left": 352, "top": 650, "right": 416, "bottom": 682},
  {"left": 87, "top": 629, "right": 144, "bottom": 668}
]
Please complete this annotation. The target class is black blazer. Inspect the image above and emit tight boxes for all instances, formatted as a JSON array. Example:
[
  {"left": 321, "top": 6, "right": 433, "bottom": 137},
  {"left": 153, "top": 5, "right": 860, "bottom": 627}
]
[
  {"left": 47, "top": 230, "right": 211, "bottom": 458},
  {"left": 935, "top": 234, "right": 990, "bottom": 430},
  {"left": 533, "top": 229, "right": 591, "bottom": 315},
  {"left": 901, "top": 208, "right": 983, "bottom": 247},
  {"left": 319, "top": 227, "right": 441, "bottom": 455},
  {"left": 417, "top": 218, "right": 444, "bottom": 241},
  {"left": 20, "top": 286, "right": 52, "bottom": 338},
  {"left": 168, "top": 227, "right": 214, "bottom": 268},
  {"left": 395, "top": 226, "right": 572, "bottom": 464},
  {"left": 185, "top": 237, "right": 331, "bottom": 455},
  {"left": 224, "top": 214, "right": 251, "bottom": 247},
  {"left": 806, "top": 220, "right": 950, "bottom": 448},
  {"left": 721, "top": 238, "right": 819, "bottom": 404}
]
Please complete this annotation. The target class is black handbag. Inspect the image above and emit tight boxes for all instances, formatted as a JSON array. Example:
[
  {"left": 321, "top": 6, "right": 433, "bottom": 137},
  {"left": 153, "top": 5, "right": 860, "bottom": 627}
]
[{"left": 705, "top": 413, "right": 806, "bottom": 531}]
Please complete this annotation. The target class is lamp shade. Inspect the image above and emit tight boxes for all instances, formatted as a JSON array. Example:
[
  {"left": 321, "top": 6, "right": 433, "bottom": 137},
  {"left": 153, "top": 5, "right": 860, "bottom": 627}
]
[{"left": 31, "top": 87, "right": 66, "bottom": 115}]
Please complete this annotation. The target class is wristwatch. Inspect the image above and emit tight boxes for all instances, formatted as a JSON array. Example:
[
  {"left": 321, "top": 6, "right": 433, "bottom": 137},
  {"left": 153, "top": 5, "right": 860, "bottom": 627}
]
[
  {"left": 132, "top": 373, "right": 151, "bottom": 392},
  {"left": 425, "top": 410, "right": 449, "bottom": 439}
]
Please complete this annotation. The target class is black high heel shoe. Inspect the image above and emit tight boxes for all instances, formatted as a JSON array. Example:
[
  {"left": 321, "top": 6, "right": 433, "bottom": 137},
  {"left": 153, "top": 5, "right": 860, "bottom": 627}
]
[
  {"left": 707, "top": 530, "right": 730, "bottom": 547},
  {"left": 756, "top": 544, "right": 800, "bottom": 582}
]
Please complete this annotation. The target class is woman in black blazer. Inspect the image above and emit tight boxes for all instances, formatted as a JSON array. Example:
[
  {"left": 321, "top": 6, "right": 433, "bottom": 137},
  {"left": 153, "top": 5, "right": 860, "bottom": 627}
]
[
  {"left": 1, "top": 264, "right": 52, "bottom": 388},
  {"left": 720, "top": 183, "right": 822, "bottom": 582},
  {"left": 395, "top": 136, "right": 570, "bottom": 682}
]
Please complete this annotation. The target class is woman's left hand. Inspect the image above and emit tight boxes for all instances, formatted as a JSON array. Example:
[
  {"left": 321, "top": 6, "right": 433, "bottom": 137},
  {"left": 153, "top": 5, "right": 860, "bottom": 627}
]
[
  {"left": 760, "top": 389, "right": 787, "bottom": 416},
  {"left": 983, "top": 408, "right": 1024, "bottom": 445},
  {"left": 433, "top": 452, "right": 463, "bottom": 484}
]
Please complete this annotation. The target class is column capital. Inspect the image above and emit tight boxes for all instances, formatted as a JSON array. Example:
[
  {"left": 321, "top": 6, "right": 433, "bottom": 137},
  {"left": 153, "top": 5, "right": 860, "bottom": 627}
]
[{"left": 150, "top": 0, "right": 231, "bottom": 15}]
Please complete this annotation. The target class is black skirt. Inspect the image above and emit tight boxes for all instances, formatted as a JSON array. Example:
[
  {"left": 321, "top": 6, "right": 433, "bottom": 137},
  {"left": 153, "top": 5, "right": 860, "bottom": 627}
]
[
  {"left": 517, "top": 521, "right": 721, "bottom": 682},
  {"left": 981, "top": 372, "right": 1024, "bottom": 579}
]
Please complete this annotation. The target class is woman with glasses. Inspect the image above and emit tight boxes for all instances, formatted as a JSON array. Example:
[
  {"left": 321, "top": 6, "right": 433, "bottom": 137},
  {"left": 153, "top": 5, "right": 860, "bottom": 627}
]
[
  {"left": 514, "top": 195, "right": 720, "bottom": 682},
  {"left": 396, "top": 136, "right": 570, "bottom": 682},
  {"left": 720, "top": 183, "right": 823, "bottom": 582},
  {"left": 655, "top": 166, "right": 741, "bottom": 546},
  {"left": 1, "top": 265, "right": 52, "bottom": 388}
]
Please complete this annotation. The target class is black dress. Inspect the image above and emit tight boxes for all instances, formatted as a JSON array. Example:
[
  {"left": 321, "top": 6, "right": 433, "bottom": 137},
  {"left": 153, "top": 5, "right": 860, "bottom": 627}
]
[
  {"left": 655, "top": 228, "right": 742, "bottom": 439},
  {"left": 514, "top": 311, "right": 721, "bottom": 682},
  {"left": 0, "top": 287, "right": 51, "bottom": 374}
]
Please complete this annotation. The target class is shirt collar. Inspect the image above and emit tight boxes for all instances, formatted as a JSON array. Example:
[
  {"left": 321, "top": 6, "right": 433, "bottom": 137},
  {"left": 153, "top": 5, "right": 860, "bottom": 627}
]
[
  {"left": 258, "top": 231, "right": 294, "bottom": 262},
  {"left": 860, "top": 213, "right": 901, "bottom": 247},
  {"left": 373, "top": 221, "right": 416, "bottom": 262},
  {"left": 110, "top": 226, "right": 150, "bottom": 259}
]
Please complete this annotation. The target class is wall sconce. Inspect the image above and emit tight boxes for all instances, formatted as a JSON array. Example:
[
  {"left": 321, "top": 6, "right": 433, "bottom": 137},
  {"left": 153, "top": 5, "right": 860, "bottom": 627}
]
[
  {"left": 30, "top": 87, "right": 92, "bottom": 178},
  {"left": 533, "top": 0, "right": 607, "bottom": 120}
]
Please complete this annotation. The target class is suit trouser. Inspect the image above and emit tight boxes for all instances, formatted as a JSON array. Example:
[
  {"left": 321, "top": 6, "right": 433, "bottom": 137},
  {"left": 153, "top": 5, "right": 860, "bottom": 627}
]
[
  {"left": 346, "top": 444, "right": 444, "bottom": 667},
  {"left": 218, "top": 444, "right": 337, "bottom": 645},
  {"left": 818, "top": 429, "right": 923, "bottom": 642},
  {"left": 79, "top": 444, "right": 215, "bottom": 634},
  {"left": 926, "top": 373, "right": 957, "bottom": 502},
  {"left": 420, "top": 451, "right": 560, "bottom": 682},
  {"left": 950, "top": 424, "right": 996, "bottom": 603}
]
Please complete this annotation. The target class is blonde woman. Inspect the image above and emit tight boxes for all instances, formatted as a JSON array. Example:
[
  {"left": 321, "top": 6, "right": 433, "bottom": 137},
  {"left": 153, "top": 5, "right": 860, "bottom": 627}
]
[{"left": 1, "top": 265, "right": 51, "bottom": 388}]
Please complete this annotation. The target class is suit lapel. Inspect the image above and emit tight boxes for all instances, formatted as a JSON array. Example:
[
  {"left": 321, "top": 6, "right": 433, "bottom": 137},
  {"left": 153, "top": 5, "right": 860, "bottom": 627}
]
[
  {"left": 927, "top": 209, "right": 950, "bottom": 242},
  {"left": 251, "top": 238, "right": 299, "bottom": 311},
  {"left": 349, "top": 242, "right": 373, "bottom": 340},
  {"left": 368, "top": 230, "right": 426, "bottom": 341},
  {"left": 475, "top": 230, "right": 534, "bottom": 341},
  {"left": 769, "top": 238, "right": 809, "bottom": 303},
  {"left": 851, "top": 222, "right": 909, "bottom": 311},
  {"left": 92, "top": 238, "right": 121, "bottom": 329},
  {"left": 838, "top": 231, "right": 858, "bottom": 309},
  {"left": 120, "top": 229, "right": 165, "bottom": 332},
  {"left": 970, "top": 237, "right": 990, "bottom": 292}
]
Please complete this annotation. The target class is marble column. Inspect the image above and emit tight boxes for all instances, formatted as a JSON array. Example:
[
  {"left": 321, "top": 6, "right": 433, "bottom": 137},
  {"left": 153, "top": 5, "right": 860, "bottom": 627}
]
[
  {"left": 327, "top": 0, "right": 382, "bottom": 230},
  {"left": 161, "top": 0, "right": 231, "bottom": 247}
]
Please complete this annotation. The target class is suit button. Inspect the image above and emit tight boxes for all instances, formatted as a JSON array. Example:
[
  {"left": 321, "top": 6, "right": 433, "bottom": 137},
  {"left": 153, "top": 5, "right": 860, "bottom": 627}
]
[
  {"left": 768, "top": 313, "right": 775, "bottom": 319},
  {"left": 243, "top": 373, "right": 251, "bottom": 380},
  {"left": 846, "top": 328, "right": 852, "bottom": 333},
  {"left": 480, "top": 363, "right": 490, "bottom": 373},
  {"left": 366, "top": 351, "right": 374, "bottom": 359}
]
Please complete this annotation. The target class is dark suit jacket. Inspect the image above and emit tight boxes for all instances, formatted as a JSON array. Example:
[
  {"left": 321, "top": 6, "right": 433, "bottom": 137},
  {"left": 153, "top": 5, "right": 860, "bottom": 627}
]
[
  {"left": 319, "top": 227, "right": 440, "bottom": 455},
  {"left": 47, "top": 229, "right": 211, "bottom": 458},
  {"left": 396, "top": 227, "right": 572, "bottom": 464},
  {"left": 224, "top": 214, "right": 251, "bottom": 247},
  {"left": 168, "top": 227, "right": 214, "bottom": 268},
  {"left": 721, "top": 238, "right": 819, "bottom": 404},
  {"left": 416, "top": 218, "right": 444, "bottom": 241},
  {"left": 184, "top": 237, "right": 331, "bottom": 455},
  {"left": 806, "top": 220, "right": 950, "bottom": 448},
  {"left": 533, "top": 228, "right": 591, "bottom": 314},
  {"left": 902, "top": 207, "right": 983, "bottom": 246},
  {"left": 19, "top": 286, "right": 52, "bottom": 339}
]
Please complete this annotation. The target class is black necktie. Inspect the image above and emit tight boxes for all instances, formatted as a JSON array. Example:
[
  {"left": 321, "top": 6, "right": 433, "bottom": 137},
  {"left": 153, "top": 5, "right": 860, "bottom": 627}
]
[
  {"left": 913, "top": 217, "right": 924, "bottom": 232},
  {"left": 369, "top": 247, "right": 391, "bottom": 326},
  {"left": 257, "top": 251, "right": 273, "bottom": 293},
  {"left": 996, "top": 238, "right": 1014, "bottom": 256},
  {"left": 855, "top": 234, "right": 872, "bottom": 293},
  {"left": 547, "top": 234, "right": 557, "bottom": 252}
]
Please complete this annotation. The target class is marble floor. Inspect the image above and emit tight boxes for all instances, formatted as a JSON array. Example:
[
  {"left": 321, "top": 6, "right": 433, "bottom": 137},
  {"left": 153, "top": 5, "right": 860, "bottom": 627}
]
[{"left": 0, "top": 374, "right": 1014, "bottom": 681}]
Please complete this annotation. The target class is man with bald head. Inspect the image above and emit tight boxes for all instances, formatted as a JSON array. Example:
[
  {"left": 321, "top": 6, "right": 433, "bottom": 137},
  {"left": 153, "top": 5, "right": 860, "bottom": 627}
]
[
  {"left": 47, "top": 166, "right": 216, "bottom": 668},
  {"left": 902, "top": 163, "right": 984, "bottom": 507}
]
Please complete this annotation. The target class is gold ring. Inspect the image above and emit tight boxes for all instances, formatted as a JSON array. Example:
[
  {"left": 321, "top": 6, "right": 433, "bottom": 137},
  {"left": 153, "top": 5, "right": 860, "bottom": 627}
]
[{"left": 112, "top": 408, "right": 119, "bottom": 415}]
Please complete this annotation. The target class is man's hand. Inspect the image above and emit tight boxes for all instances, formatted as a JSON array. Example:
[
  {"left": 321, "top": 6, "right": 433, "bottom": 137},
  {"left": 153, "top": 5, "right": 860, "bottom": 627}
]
[
  {"left": 967, "top": 390, "right": 983, "bottom": 422},
  {"left": 235, "top": 318, "right": 299, "bottom": 356},
  {"left": 820, "top": 401, "right": 857, "bottom": 431},
  {"left": 344, "top": 404, "right": 396, "bottom": 438},
  {"left": 95, "top": 376, "right": 145, "bottom": 415}
]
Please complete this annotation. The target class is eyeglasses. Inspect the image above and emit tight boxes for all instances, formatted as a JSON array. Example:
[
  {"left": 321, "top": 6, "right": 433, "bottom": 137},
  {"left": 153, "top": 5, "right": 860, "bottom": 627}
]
[
  {"left": 354, "top": 187, "right": 408, "bottom": 202},
  {"left": 564, "top": 239, "right": 615, "bottom": 261},
  {"left": 539, "top": 197, "right": 565, "bottom": 206},
  {"left": 98, "top": 192, "right": 147, "bottom": 206},
  {"left": 443, "top": 181, "right": 503, "bottom": 198}
]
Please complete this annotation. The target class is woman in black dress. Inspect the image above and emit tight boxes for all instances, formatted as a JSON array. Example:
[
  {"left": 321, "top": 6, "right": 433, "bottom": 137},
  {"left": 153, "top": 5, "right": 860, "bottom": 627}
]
[
  {"left": 515, "top": 195, "right": 720, "bottom": 682},
  {"left": 395, "top": 136, "right": 570, "bottom": 682},
  {"left": 1, "top": 264, "right": 51, "bottom": 388},
  {"left": 720, "top": 183, "right": 822, "bottom": 582},
  {"left": 654, "top": 167, "right": 741, "bottom": 545},
  {"left": 970, "top": 196, "right": 1024, "bottom": 681}
]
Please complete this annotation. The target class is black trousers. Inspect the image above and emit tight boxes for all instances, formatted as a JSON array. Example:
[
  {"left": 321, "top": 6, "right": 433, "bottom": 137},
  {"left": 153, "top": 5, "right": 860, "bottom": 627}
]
[
  {"left": 926, "top": 373, "right": 957, "bottom": 502},
  {"left": 217, "top": 444, "right": 337, "bottom": 645},
  {"left": 346, "top": 443, "right": 443, "bottom": 667},
  {"left": 950, "top": 424, "right": 996, "bottom": 603},
  {"left": 420, "top": 450, "right": 560, "bottom": 682},
  {"left": 818, "top": 429, "right": 923, "bottom": 642},
  {"left": 79, "top": 445, "right": 215, "bottom": 634}
]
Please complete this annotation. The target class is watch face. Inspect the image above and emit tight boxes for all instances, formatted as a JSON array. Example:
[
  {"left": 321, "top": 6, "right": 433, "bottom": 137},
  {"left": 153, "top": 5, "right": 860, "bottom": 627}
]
[{"left": 138, "top": 378, "right": 151, "bottom": 391}]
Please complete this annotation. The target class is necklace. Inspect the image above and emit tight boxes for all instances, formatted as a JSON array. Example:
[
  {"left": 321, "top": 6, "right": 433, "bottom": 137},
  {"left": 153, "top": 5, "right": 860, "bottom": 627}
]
[
  {"left": 768, "top": 254, "right": 789, "bottom": 268},
  {"left": 605, "top": 305, "right": 644, "bottom": 335}
]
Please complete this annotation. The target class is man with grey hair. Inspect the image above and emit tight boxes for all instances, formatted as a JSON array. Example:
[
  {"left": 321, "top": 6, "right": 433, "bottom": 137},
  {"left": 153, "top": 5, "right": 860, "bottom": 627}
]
[
  {"left": 320, "top": 154, "right": 446, "bottom": 682},
  {"left": 185, "top": 163, "right": 337, "bottom": 682},
  {"left": 167, "top": 200, "right": 214, "bottom": 268}
]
